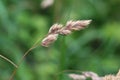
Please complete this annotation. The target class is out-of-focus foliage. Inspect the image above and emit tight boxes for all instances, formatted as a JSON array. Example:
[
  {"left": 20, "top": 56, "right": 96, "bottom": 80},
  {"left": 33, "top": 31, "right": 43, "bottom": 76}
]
[{"left": 0, "top": 0, "right": 120, "bottom": 80}]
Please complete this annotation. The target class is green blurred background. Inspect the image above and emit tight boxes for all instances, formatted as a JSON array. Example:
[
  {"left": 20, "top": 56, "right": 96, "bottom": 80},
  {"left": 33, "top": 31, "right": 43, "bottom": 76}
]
[{"left": 0, "top": 0, "right": 120, "bottom": 80}]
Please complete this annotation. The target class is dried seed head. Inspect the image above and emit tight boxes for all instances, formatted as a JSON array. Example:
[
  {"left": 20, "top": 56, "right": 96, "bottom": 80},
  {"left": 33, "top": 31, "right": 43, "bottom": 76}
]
[
  {"left": 48, "top": 24, "right": 63, "bottom": 34},
  {"left": 41, "top": 20, "right": 92, "bottom": 47},
  {"left": 41, "top": 34, "right": 58, "bottom": 47}
]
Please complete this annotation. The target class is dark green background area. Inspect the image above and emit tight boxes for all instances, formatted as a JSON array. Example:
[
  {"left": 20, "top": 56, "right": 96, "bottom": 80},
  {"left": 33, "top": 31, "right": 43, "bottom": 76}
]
[{"left": 0, "top": 0, "right": 120, "bottom": 80}]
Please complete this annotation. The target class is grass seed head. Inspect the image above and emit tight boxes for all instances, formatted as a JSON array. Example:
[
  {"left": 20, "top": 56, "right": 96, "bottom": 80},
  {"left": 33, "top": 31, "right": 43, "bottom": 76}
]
[{"left": 41, "top": 20, "right": 92, "bottom": 47}]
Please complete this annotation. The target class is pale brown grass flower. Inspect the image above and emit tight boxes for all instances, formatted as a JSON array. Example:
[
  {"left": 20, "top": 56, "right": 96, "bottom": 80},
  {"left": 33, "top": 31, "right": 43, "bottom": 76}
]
[{"left": 41, "top": 20, "right": 92, "bottom": 47}]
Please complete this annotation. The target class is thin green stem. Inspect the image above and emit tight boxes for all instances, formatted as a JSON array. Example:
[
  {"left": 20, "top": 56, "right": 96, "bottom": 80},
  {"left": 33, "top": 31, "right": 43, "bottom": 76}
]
[
  {"left": 0, "top": 54, "right": 18, "bottom": 68},
  {"left": 9, "top": 37, "right": 42, "bottom": 80}
]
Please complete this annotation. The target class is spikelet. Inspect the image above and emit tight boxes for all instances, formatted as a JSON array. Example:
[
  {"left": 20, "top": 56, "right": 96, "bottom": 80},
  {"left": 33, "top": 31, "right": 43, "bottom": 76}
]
[
  {"left": 69, "top": 74, "right": 86, "bottom": 80},
  {"left": 48, "top": 24, "right": 63, "bottom": 34},
  {"left": 69, "top": 72, "right": 102, "bottom": 80},
  {"left": 58, "top": 29, "right": 72, "bottom": 35},
  {"left": 82, "top": 71, "right": 102, "bottom": 80},
  {"left": 41, "top": 34, "right": 58, "bottom": 47},
  {"left": 65, "top": 20, "right": 91, "bottom": 31}
]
